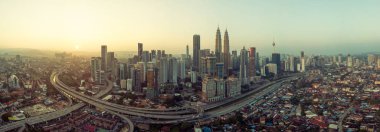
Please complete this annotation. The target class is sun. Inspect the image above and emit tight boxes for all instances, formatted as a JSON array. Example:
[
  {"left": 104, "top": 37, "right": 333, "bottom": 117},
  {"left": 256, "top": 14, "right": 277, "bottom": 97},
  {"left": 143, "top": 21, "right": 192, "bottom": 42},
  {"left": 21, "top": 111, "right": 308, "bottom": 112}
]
[{"left": 75, "top": 45, "right": 80, "bottom": 50}]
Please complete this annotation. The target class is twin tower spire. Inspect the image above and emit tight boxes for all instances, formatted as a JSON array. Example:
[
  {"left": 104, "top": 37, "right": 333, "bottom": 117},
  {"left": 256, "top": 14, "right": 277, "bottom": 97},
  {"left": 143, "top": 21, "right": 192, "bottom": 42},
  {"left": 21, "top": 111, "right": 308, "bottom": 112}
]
[{"left": 215, "top": 26, "right": 230, "bottom": 75}]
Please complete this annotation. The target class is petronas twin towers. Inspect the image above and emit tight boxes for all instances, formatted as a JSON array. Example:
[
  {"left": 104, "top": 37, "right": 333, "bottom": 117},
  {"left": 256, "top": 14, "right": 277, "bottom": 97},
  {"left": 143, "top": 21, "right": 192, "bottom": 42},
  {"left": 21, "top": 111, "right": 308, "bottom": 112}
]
[{"left": 215, "top": 27, "right": 230, "bottom": 76}]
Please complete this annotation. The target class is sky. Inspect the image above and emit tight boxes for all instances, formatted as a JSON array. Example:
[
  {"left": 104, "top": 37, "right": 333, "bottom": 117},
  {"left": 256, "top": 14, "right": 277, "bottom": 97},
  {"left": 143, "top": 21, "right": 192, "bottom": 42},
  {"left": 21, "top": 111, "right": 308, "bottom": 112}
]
[{"left": 0, "top": 0, "right": 380, "bottom": 56}]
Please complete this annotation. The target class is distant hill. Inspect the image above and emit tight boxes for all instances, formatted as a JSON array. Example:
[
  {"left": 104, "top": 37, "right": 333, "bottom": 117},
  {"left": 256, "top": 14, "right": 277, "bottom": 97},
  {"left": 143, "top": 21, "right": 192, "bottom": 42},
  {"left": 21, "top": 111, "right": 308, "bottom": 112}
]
[
  {"left": 0, "top": 48, "right": 56, "bottom": 57},
  {"left": 0, "top": 48, "right": 138, "bottom": 58}
]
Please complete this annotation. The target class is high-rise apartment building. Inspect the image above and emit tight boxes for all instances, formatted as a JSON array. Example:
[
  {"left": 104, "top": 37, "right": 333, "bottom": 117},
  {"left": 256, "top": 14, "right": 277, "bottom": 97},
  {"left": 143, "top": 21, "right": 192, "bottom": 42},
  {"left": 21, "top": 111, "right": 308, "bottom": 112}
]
[{"left": 91, "top": 57, "right": 102, "bottom": 84}]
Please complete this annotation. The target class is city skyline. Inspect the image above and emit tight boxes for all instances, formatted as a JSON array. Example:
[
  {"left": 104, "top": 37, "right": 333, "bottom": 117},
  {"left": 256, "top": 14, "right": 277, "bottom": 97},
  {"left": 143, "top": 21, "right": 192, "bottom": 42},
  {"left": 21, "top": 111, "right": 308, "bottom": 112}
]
[
  {"left": 1, "top": 1, "right": 380, "bottom": 131},
  {"left": 1, "top": 0, "right": 380, "bottom": 55}
]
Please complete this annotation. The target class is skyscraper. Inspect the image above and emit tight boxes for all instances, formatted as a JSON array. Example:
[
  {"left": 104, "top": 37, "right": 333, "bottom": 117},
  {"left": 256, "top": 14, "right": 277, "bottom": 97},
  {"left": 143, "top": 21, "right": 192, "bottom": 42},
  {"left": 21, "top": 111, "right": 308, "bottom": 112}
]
[
  {"left": 256, "top": 52, "right": 260, "bottom": 69},
  {"left": 248, "top": 47, "right": 256, "bottom": 78},
  {"left": 223, "top": 29, "right": 230, "bottom": 76},
  {"left": 193, "top": 34, "right": 201, "bottom": 72},
  {"left": 119, "top": 63, "right": 127, "bottom": 80},
  {"left": 186, "top": 45, "right": 189, "bottom": 59},
  {"left": 138, "top": 43, "right": 143, "bottom": 61},
  {"left": 272, "top": 53, "right": 281, "bottom": 74},
  {"left": 178, "top": 59, "right": 186, "bottom": 80},
  {"left": 239, "top": 47, "right": 248, "bottom": 85},
  {"left": 168, "top": 57, "right": 178, "bottom": 84},
  {"left": 132, "top": 68, "right": 142, "bottom": 92},
  {"left": 91, "top": 57, "right": 102, "bottom": 84},
  {"left": 216, "top": 63, "right": 224, "bottom": 79},
  {"left": 146, "top": 68, "right": 156, "bottom": 88},
  {"left": 186, "top": 45, "right": 190, "bottom": 69},
  {"left": 151, "top": 50, "right": 156, "bottom": 61},
  {"left": 107, "top": 52, "right": 115, "bottom": 72},
  {"left": 157, "top": 50, "right": 162, "bottom": 60},
  {"left": 204, "top": 57, "right": 217, "bottom": 76},
  {"left": 300, "top": 51, "right": 305, "bottom": 72},
  {"left": 289, "top": 56, "right": 295, "bottom": 72},
  {"left": 101, "top": 45, "right": 107, "bottom": 71},
  {"left": 215, "top": 27, "right": 222, "bottom": 62},
  {"left": 159, "top": 57, "right": 168, "bottom": 84},
  {"left": 232, "top": 50, "right": 239, "bottom": 71}
]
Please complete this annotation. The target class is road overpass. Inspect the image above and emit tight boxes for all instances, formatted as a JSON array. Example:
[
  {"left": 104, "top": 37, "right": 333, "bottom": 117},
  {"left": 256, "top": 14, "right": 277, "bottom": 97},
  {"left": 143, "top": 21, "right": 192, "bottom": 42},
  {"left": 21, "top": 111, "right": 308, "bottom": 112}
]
[
  {"left": 52, "top": 71, "right": 301, "bottom": 124},
  {"left": 0, "top": 71, "right": 129, "bottom": 132}
]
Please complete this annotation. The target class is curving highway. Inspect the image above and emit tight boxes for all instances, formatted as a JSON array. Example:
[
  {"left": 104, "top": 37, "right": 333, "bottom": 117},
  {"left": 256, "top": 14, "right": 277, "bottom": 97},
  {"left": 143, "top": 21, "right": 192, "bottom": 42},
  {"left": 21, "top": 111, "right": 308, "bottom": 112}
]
[
  {"left": 0, "top": 71, "right": 120, "bottom": 132},
  {"left": 52, "top": 70, "right": 301, "bottom": 124},
  {"left": 53, "top": 73, "right": 197, "bottom": 120},
  {"left": 55, "top": 73, "right": 194, "bottom": 114}
]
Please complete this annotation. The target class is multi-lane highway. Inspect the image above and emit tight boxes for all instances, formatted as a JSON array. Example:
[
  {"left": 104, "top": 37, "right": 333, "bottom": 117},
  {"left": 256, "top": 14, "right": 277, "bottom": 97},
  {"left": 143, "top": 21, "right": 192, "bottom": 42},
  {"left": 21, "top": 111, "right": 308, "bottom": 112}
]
[
  {"left": 55, "top": 74, "right": 194, "bottom": 115},
  {"left": 0, "top": 103, "right": 85, "bottom": 132},
  {"left": 53, "top": 73, "right": 198, "bottom": 120},
  {"left": 52, "top": 70, "right": 301, "bottom": 124},
  {"left": 0, "top": 72, "right": 116, "bottom": 132},
  {"left": 0, "top": 69, "right": 297, "bottom": 131}
]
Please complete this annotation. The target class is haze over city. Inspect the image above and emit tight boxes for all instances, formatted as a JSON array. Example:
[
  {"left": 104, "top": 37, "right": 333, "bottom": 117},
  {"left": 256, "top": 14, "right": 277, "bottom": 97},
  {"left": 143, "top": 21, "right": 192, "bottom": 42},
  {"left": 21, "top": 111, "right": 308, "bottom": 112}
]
[
  {"left": 1, "top": 1, "right": 380, "bottom": 132},
  {"left": 1, "top": 0, "right": 380, "bottom": 55}
]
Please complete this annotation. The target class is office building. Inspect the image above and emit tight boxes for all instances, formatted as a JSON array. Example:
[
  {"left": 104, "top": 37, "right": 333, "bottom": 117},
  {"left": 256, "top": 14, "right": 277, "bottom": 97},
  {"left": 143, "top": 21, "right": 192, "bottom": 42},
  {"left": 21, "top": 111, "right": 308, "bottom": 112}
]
[
  {"left": 202, "top": 77, "right": 225, "bottom": 102},
  {"left": 101, "top": 45, "right": 107, "bottom": 70},
  {"left": 215, "top": 27, "right": 222, "bottom": 62},
  {"left": 193, "top": 34, "right": 201, "bottom": 72},
  {"left": 146, "top": 68, "right": 158, "bottom": 88},
  {"left": 138, "top": 43, "right": 143, "bottom": 61},
  {"left": 225, "top": 77, "right": 241, "bottom": 97},
  {"left": 119, "top": 63, "right": 127, "bottom": 80},
  {"left": 107, "top": 52, "right": 115, "bottom": 72},
  {"left": 249, "top": 47, "right": 256, "bottom": 78},
  {"left": 200, "top": 57, "right": 217, "bottom": 76},
  {"left": 132, "top": 68, "right": 142, "bottom": 93},
  {"left": 240, "top": 47, "right": 248, "bottom": 85},
  {"left": 272, "top": 53, "right": 281, "bottom": 74},
  {"left": 232, "top": 50, "right": 239, "bottom": 71},
  {"left": 216, "top": 63, "right": 224, "bottom": 79},
  {"left": 223, "top": 29, "right": 230, "bottom": 76}
]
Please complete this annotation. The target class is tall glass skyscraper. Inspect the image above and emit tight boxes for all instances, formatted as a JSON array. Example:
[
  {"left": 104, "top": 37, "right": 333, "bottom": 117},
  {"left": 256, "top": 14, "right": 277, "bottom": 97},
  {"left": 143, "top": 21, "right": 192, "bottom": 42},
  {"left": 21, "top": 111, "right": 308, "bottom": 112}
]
[{"left": 193, "top": 34, "right": 201, "bottom": 72}]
